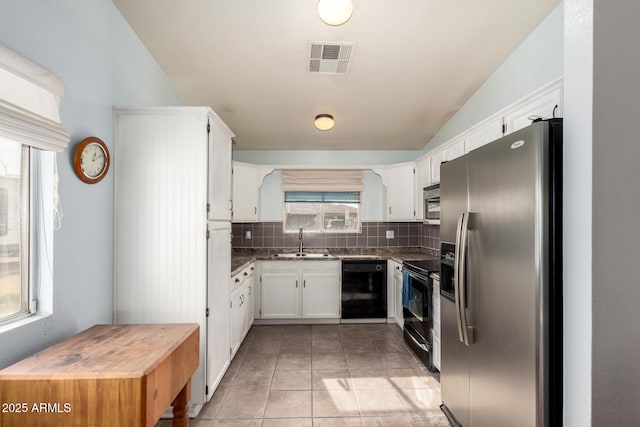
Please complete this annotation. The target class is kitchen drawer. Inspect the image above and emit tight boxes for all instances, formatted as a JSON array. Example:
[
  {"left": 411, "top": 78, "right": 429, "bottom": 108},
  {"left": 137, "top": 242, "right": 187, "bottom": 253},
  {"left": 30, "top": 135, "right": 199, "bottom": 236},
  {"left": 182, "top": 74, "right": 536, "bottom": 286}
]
[{"left": 232, "top": 264, "right": 253, "bottom": 292}]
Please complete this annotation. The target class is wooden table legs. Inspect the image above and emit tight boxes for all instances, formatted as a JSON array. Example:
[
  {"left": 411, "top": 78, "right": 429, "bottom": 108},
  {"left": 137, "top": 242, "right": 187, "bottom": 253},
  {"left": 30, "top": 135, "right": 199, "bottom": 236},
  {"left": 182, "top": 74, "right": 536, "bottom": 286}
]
[{"left": 171, "top": 379, "right": 191, "bottom": 427}]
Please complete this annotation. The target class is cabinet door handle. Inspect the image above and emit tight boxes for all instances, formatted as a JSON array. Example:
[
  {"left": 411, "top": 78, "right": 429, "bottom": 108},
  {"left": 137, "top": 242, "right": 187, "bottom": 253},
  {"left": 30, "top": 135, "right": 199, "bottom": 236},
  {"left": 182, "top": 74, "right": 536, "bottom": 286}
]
[
  {"left": 303, "top": 280, "right": 306, "bottom": 288},
  {"left": 249, "top": 286, "right": 252, "bottom": 295},
  {"left": 244, "top": 271, "right": 248, "bottom": 276},
  {"left": 296, "top": 280, "right": 298, "bottom": 288},
  {"left": 389, "top": 206, "right": 392, "bottom": 214},
  {"left": 235, "top": 278, "right": 240, "bottom": 283},
  {"left": 254, "top": 207, "right": 257, "bottom": 214}
]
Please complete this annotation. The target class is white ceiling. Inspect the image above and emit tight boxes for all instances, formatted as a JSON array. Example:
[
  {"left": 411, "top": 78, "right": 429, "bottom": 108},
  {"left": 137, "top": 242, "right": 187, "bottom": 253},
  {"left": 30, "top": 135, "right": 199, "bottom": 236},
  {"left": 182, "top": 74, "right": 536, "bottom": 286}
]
[{"left": 113, "top": 0, "right": 560, "bottom": 151}]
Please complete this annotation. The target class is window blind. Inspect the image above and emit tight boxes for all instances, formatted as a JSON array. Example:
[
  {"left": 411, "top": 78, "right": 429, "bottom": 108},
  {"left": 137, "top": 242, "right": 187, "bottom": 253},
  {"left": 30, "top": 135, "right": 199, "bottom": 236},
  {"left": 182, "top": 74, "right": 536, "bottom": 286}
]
[
  {"left": 281, "top": 169, "right": 364, "bottom": 192},
  {"left": 284, "top": 191, "right": 360, "bottom": 203},
  {"left": 0, "top": 43, "right": 69, "bottom": 152}
]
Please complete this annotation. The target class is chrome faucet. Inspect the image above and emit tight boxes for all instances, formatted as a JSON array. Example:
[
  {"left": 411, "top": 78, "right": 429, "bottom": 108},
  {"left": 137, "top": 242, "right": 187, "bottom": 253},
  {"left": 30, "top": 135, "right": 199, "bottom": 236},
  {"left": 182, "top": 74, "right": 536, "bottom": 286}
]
[{"left": 298, "top": 226, "right": 304, "bottom": 254}]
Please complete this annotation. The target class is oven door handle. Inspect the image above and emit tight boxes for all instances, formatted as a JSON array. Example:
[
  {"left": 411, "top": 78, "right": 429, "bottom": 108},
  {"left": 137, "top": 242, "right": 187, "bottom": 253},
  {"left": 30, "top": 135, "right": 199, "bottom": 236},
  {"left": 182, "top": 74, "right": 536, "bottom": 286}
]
[
  {"left": 454, "top": 213, "right": 465, "bottom": 343},
  {"left": 407, "top": 270, "right": 429, "bottom": 284}
]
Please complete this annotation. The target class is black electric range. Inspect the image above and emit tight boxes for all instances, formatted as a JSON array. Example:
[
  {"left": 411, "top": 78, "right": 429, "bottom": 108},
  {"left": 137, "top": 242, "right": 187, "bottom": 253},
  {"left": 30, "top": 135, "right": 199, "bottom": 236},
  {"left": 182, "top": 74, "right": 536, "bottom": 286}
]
[
  {"left": 402, "top": 259, "right": 440, "bottom": 277},
  {"left": 401, "top": 259, "right": 440, "bottom": 371}
]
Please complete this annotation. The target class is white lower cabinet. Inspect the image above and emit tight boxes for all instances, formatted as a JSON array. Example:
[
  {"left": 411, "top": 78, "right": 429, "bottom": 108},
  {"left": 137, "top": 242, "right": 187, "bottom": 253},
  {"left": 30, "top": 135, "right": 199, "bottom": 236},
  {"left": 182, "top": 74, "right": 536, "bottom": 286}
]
[
  {"left": 229, "top": 285, "right": 244, "bottom": 356},
  {"left": 388, "top": 259, "right": 404, "bottom": 328},
  {"left": 230, "top": 263, "right": 255, "bottom": 359},
  {"left": 432, "top": 277, "right": 441, "bottom": 371},
  {"left": 262, "top": 271, "right": 300, "bottom": 319},
  {"left": 302, "top": 264, "right": 341, "bottom": 318},
  {"left": 259, "top": 261, "right": 340, "bottom": 320}
]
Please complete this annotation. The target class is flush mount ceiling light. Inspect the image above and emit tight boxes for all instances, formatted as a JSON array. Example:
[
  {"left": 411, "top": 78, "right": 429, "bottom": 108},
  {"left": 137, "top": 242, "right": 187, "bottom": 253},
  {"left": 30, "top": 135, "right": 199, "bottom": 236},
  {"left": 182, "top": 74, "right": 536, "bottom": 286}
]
[
  {"left": 314, "top": 114, "right": 335, "bottom": 131},
  {"left": 317, "top": 0, "right": 353, "bottom": 26}
]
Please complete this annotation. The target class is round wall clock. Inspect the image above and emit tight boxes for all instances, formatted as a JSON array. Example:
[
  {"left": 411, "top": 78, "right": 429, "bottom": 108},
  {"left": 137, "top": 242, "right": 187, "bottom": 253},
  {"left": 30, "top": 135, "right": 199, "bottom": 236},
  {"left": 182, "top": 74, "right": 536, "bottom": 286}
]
[{"left": 73, "top": 137, "right": 110, "bottom": 184}]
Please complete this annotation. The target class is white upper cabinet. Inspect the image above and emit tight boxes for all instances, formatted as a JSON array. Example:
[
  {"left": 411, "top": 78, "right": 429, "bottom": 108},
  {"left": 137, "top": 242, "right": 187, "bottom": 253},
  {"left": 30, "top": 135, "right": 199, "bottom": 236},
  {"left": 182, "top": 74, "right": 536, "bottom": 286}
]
[
  {"left": 232, "top": 161, "right": 260, "bottom": 222},
  {"left": 429, "top": 148, "right": 446, "bottom": 184},
  {"left": 503, "top": 86, "right": 562, "bottom": 135},
  {"left": 427, "top": 80, "right": 563, "bottom": 183},
  {"left": 379, "top": 163, "right": 415, "bottom": 221},
  {"left": 208, "top": 115, "right": 234, "bottom": 221},
  {"left": 430, "top": 138, "right": 463, "bottom": 184},
  {"left": 465, "top": 117, "right": 505, "bottom": 153},
  {"left": 445, "top": 139, "right": 465, "bottom": 161},
  {"left": 414, "top": 155, "right": 430, "bottom": 220}
]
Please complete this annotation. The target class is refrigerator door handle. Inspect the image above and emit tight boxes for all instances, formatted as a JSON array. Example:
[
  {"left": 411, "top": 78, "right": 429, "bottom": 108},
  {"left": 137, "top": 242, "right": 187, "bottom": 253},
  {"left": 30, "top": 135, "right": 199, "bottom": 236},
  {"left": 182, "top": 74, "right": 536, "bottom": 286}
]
[
  {"left": 459, "top": 212, "right": 475, "bottom": 345},
  {"left": 454, "top": 213, "right": 465, "bottom": 343}
]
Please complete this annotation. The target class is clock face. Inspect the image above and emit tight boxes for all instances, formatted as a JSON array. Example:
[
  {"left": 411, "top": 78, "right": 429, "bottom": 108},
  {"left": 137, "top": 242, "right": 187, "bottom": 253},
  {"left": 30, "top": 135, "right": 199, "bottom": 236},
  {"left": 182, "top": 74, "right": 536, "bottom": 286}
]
[
  {"left": 73, "top": 137, "right": 110, "bottom": 184},
  {"left": 80, "top": 142, "right": 107, "bottom": 179}
]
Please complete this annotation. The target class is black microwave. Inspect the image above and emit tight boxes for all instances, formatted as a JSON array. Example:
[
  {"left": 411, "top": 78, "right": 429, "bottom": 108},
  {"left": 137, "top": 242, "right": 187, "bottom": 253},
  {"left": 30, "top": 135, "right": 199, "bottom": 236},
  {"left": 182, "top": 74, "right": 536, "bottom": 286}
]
[{"left": 423, "top": 183, "right": 440, "bottom": 224}]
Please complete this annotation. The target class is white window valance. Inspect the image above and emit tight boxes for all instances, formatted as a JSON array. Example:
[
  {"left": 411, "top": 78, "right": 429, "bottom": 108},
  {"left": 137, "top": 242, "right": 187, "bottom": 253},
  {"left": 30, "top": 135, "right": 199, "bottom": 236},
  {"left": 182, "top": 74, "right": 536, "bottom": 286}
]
[
  {"left": 0, "top": 43, "right": 69, "bottom": 152},
  {"left": 281, "top": 169, "right": 364, "bottom": 192}
]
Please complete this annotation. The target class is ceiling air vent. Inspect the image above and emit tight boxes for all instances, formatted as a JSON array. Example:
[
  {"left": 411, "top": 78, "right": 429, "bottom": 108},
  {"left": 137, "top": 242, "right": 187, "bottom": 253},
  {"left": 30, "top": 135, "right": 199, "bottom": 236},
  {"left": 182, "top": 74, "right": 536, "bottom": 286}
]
[{"left": 308, "top": 41, "right": 357, "bottom": 75}]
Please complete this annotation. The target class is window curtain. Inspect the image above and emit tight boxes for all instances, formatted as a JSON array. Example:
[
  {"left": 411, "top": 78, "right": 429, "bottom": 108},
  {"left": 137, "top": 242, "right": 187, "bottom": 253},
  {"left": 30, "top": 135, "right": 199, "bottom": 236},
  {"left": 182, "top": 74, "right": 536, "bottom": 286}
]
[
  {"left": 281, "top": 169, "right": 364, "bottom": 192},
  {"left": 0, "top": 43, "right": 69, "bottom": 152}
]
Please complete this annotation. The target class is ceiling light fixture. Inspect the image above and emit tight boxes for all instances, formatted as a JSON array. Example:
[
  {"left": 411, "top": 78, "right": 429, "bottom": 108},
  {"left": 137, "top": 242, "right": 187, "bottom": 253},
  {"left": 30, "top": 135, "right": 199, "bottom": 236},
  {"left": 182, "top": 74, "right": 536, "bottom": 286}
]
[
  {"left": 317, "top": 0, "right": 353, "bottom": 26},
  {"left": 314, "top": 114, "right": 335, "bottom": 131}
]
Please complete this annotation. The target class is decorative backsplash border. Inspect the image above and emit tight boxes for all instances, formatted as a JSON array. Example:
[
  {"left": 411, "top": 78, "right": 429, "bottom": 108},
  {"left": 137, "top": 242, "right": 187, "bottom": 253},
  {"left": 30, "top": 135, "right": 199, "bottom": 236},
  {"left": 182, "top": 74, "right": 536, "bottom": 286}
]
[{"left": 232, "top": 221, "right": 440, "bottom": 251}]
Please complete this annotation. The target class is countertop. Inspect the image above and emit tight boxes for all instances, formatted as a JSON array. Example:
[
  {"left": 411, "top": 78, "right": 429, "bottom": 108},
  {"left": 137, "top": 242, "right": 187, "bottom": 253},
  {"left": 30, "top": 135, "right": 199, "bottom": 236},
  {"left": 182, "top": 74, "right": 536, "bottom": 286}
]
[{"left": 231, "top": 247, "right": 439, "bottom": 276}]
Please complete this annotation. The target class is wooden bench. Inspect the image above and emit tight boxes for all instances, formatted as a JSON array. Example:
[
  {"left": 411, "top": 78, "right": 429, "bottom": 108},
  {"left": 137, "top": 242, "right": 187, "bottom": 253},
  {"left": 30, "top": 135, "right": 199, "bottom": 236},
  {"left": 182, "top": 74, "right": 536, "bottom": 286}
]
[{"left": 0, "top": 323, "right": 199, "bottom": 427}]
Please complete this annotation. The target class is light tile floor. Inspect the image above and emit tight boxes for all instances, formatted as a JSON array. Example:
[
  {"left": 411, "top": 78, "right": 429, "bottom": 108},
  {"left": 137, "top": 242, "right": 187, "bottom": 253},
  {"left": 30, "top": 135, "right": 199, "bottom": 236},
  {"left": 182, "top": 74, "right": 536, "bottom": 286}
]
[{"left": 157, "top": 324, "right": 448, "bottom": 427}]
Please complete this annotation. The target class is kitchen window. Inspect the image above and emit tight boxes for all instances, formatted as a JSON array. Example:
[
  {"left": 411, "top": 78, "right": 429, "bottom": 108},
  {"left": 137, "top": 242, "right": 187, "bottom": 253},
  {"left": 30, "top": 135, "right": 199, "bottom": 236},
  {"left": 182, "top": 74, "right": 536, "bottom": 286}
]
[
  {"left": 284, "top": 191, "right": 361, "bottom": 233},
  {"left": 0, "top": 139, "right": 30, "bottom": 323},
  {"left": 0, "top": 42, "right": 69, "bottom": 328}
]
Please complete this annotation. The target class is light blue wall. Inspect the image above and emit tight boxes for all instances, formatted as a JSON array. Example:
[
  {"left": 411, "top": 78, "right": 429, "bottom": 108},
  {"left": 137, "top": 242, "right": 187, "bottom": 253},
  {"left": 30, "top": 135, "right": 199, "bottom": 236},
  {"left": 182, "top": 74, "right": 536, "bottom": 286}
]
[
  {"left": 0, "top": 0, "right": 185, "bottom": 368},
  {"left": 422, "top": 3, "right": 564, "bottom": 153},
  {"left": 233, "top": 150, "right": 421, "bottom": 165}
]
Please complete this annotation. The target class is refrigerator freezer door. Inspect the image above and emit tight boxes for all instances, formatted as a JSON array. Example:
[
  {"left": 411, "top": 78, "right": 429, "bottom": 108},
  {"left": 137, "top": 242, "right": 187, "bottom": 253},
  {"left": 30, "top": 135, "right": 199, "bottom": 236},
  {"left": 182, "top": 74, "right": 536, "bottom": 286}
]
[
  {"left": 440, "top": 155, "right": 470, "bottom": 426},
  {"left": 440, "top": 157, "right": 469, "bottom": 244},
  {"left": 440, "top": 297, "right": 469, "bottom": 427},
  {"left": 466, "top": 123, "right": 546, "bottom": 427}
]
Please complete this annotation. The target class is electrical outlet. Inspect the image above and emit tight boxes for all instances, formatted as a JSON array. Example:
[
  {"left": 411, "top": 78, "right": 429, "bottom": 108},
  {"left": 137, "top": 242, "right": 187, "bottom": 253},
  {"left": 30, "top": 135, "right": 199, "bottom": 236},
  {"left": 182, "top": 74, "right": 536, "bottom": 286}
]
[
  {"left": 244, "top": 230, "right": 252, "bottom": 239},
  {"left": 386, "top": 230, "right": 394, "bottom": 239}
]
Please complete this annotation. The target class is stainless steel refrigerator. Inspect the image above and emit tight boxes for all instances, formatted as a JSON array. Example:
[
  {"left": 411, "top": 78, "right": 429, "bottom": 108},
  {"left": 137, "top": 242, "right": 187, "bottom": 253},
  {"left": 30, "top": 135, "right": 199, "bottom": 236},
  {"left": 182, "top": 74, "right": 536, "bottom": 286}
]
[{"left": 439, "top": 119, "right": 562, "bottom": 427}]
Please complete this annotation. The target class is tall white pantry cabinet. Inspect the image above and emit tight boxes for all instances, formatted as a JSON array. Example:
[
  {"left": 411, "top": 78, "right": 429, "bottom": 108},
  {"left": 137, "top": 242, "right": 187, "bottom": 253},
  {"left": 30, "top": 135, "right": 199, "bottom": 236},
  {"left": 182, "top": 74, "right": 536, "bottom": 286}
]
[{"left": 113, "top": 107, "right": 233, "bottom": 415}]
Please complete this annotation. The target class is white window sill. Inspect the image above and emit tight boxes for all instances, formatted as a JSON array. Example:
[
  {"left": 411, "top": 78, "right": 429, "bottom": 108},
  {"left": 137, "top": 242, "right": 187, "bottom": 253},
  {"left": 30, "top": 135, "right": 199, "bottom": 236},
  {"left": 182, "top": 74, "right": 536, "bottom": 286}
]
[{"left": 0, "top": 312, "right": 51, "bottom": 335}]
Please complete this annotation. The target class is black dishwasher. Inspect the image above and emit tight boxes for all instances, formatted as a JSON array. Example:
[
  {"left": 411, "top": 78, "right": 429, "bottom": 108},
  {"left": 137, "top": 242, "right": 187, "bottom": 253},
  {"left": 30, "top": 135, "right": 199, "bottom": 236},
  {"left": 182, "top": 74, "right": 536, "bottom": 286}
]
[{"left": 341, "top": 260, "right": 387, "bottom": 319}]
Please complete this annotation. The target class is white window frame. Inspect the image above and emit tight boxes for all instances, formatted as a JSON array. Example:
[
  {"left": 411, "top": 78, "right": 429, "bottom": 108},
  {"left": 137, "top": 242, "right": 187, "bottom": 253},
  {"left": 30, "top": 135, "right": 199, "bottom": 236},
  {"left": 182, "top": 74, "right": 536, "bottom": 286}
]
[
  {"left": 0, "top": 42, "right": 68, "bottom": 330},
  {"left": 283, "top": 191, "right": 362, "bottom": 234}
]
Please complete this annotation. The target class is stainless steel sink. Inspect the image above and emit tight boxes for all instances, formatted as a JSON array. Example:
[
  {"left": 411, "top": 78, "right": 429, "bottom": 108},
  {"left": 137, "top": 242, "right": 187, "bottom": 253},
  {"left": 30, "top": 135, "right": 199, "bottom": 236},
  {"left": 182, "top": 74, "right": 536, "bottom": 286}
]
[{"left": 273, "top": 253, "right": 334, "bottom": 259}]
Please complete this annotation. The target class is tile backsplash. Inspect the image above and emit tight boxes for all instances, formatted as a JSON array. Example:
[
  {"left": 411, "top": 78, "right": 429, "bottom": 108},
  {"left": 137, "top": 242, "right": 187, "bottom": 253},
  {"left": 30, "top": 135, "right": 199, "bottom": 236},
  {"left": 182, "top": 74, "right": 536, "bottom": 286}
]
[{"left": 232, "top": 221, "right": 440, "bottom": 251}]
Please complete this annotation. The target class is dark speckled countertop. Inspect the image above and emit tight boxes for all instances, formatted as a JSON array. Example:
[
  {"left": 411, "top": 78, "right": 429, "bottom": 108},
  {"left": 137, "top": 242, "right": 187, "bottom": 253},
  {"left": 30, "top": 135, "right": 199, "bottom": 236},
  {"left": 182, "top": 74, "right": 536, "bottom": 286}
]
[{"left": 231, "top": 247, "right": 439, "bottom": 276}]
